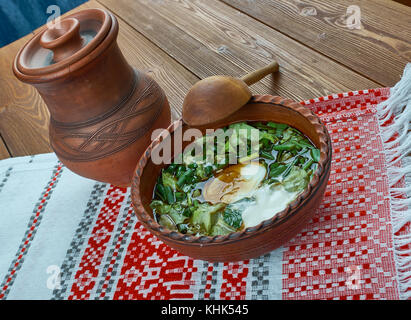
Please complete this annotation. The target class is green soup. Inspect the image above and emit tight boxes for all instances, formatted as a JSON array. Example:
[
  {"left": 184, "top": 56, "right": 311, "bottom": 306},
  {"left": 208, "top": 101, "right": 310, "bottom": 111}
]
[{"left": 150, "top": 122, "right": 319, "bottom": 236}]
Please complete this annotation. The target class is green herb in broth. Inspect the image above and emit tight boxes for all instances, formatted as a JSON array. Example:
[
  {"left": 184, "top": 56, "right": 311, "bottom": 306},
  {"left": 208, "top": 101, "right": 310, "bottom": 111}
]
[{"left": 150, "top": 121, "right": 320, "bottom": 237}]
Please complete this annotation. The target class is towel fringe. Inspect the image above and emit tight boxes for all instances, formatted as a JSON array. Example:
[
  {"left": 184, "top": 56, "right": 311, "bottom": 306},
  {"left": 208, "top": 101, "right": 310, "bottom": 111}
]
[{"left": 377, "top": 63, "right": 411, "bottom": 300}]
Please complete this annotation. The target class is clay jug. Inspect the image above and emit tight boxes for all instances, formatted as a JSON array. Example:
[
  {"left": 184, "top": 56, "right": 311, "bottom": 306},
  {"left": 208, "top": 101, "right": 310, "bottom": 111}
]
[{"left": 13, "top": 8, "right": 171, "bottom": 187}]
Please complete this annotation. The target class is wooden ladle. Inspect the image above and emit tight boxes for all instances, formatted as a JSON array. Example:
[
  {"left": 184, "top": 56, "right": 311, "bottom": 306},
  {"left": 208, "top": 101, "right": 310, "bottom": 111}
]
[{"left": 182, "top": 61, "right": 279, "bottom": 126}]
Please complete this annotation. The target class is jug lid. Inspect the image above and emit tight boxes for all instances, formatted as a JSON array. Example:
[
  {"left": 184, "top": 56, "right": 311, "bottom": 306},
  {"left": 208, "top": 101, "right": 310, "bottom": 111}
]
[{"left": 14, "top": 8, "right": 115, "bottom": 81}]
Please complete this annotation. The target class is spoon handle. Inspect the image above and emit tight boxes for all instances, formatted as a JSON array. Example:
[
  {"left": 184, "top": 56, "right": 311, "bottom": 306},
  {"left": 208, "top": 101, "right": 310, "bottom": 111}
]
[{"left": 241, "top": 61, "right": 279, "bottom": 86}]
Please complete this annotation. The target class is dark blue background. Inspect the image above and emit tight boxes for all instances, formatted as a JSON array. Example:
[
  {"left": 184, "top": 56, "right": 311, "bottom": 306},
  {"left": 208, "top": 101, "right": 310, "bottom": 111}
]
[{"left": 0, "top": 0, "right": 86, "bottom": 48}]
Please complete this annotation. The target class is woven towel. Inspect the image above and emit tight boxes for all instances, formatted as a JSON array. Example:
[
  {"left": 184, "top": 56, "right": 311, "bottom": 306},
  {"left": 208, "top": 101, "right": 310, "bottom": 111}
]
[{"left": 1, "top": 70, "right": 410, "bottom": 300}]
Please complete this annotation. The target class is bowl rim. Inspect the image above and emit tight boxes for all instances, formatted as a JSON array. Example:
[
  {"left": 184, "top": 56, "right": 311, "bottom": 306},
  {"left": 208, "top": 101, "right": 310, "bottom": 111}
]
[{"left": 131, "top": 95, "right": 332, "bottom": 245}]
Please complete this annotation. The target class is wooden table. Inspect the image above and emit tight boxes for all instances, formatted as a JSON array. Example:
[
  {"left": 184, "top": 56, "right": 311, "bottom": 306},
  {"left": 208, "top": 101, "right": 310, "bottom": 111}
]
[{"left": 0, "top": 0, "right": 410, "bottom": 160}]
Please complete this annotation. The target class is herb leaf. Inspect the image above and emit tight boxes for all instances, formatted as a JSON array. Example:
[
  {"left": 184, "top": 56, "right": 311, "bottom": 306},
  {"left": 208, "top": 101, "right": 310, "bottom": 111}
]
[
  {"left": 283, "top": 167, "right": 309, "bottom": 193},
  {"left": 311, "top": 148, "right": 321, "bottom": 163},
  {"left": 162, "top": 171, "right": 178, "bottom": 191},
  {"left": 223, "top": 207, "right": 243, "bottom": 229}
]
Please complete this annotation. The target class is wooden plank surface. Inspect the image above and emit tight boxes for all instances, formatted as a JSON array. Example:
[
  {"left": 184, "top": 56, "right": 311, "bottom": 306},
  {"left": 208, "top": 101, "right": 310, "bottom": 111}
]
[
  {"left": 0, "top": 0, "right": 199, "bottom": 157},
  {"left": 0, "top": 135, "right": 10, "bottom": 160},
  {"left": 98, "top": 0, "right": 379, "bottom": 104},
  {"left": 0, "top": 36, "right": 52, "bottom": 156},
  {"left": 221, "top": 0, "right": 411, "bottom": 86},
  {"left": 1, "top": 0, "right": 408, "bottom": 158}
]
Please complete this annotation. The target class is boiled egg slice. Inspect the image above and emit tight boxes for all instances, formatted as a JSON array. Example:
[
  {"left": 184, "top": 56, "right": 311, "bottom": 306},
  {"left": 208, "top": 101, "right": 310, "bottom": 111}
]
[{"left": 203, "top": 162, "right": 267, "bottom": 204}]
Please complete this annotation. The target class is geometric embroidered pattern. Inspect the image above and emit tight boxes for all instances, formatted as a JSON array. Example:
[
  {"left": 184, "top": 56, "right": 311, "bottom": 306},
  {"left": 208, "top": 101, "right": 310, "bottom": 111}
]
[{"left": 1, "top": 88, "right": 407, "bottom": 300}]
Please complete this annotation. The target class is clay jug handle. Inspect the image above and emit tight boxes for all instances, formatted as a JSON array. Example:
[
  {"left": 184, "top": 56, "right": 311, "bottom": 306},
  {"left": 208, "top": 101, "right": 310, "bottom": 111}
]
[
  {"left": 241, "top": 61, "right": 279, "bottom": 86},
  {"left": 40, "top": 18, "right": 84, "bottom": 63}
]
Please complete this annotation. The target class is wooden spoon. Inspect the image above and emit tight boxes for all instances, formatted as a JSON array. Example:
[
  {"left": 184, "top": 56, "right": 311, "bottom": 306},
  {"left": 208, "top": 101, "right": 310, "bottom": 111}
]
[{"left": 182, "top": 61, "right": 279, "bottom": 126}]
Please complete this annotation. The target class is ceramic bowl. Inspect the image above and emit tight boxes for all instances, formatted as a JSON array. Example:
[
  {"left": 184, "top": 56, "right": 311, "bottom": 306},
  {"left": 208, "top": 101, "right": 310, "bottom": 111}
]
[{"left": 131, "top": 95, "right": 332, "bottom": 262}]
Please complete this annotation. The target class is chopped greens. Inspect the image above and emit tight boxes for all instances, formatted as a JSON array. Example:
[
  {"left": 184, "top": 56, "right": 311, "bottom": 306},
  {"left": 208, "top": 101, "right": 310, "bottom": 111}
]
[
  {"left": 223, "top": 207, "right": 243, "bottom": 229},
  {"left": 192, "top": 203, "right": 225, "bottom": 233},
  {"left": 283, "top": 167, "right": 310, "bottom": 192},
  {"left": 211, "top": 216, "right": 237, "bottom": 236},
  {"left": 162, "top": 171, "right": 178, "bottom": 191},
  {"left": 150, "top": 121, "right": 320, "bottom": 237}
]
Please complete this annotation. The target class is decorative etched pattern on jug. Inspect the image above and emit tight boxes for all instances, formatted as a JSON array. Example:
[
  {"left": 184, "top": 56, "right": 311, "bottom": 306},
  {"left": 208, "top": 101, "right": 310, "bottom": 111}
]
[{"left": 49, "top": 71, "right": 166, "bottom": 162}]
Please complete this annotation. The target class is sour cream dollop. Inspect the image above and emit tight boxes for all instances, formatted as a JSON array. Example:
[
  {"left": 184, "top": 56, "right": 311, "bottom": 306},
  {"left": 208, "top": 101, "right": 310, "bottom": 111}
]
[{"left": 241, "top": 184, "right": 298, "bottom": 228}]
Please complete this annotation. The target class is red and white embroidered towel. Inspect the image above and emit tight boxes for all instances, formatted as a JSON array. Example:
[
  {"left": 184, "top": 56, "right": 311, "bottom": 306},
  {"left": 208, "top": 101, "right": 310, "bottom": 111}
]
[{"left": 1, "top": 67, "right": 410, "bottom": 300}]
